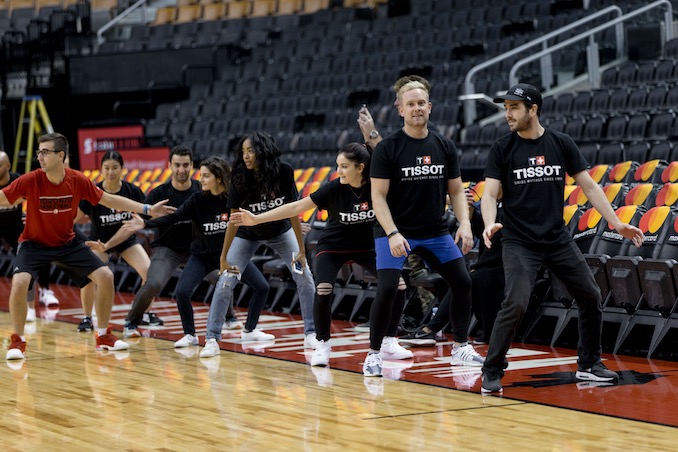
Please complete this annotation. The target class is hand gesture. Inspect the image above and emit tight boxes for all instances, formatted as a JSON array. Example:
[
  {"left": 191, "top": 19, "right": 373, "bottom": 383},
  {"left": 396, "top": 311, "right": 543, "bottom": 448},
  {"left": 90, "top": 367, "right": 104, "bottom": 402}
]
[
  {"left": 482, "top": 223, "right": 503, "bottom": 249},
  {"left": 149, "top": 199, "right": 177, "bottom": 217},
  {"left": 122, "top": 214, "right": 145, "bottom": 234},
  {"left": 85, "top": 240, "right": 107, "bottom": 253},
  {"left": 231, "top": 208, "right": 256, "bottom": 226}
]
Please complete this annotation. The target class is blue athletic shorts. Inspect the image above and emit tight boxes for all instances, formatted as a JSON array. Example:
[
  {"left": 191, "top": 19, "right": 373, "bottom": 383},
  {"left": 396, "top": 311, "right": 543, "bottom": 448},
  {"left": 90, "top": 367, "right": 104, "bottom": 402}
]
[{"left": 375, "top": 234, "right": 462, "bottom": 270}]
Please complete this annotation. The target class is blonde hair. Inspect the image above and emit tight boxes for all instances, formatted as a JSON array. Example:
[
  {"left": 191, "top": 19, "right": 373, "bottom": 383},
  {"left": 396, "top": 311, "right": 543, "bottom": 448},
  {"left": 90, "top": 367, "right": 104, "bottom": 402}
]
[{"left": 397, "top": 80, "right": 429, "bottom": 104}]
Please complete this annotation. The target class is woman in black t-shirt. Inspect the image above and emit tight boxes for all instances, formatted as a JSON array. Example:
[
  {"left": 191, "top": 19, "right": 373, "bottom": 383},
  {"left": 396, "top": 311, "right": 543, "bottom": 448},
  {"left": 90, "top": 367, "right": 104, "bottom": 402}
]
[
  {"left": 77, "top": 151, "right": 151, "bottom": 329},
  {"left": 124, "top": 156, "right": 270, "bottom": 350},
  {"left": 208, "top": 132, "right": 317, "bottom": 356},
  {"left": 232, "top": 143, "right": 410, "bottom": 368}
]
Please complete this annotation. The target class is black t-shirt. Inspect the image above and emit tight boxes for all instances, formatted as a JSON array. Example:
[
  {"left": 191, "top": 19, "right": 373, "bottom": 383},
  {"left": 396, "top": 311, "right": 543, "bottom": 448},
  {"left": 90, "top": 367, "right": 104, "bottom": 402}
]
[
  {"left": 484, "top": 129, "right": 588, "bottom": 246},
  {"left": 310, "top": 178, "right": 374, "bottom": 252},
  {"left": 229, "top": 162, "right": 298, "bottom": 240},
  {"left": 145, "top": 191, "right": 229, "bottom": 258},
  {"left": 145, "top": 179, "right": 202, "bottom": 252},
  {"left": 370, "top": 128, "right": 461, "bottom": 239},
  {"left": 79, "top": 180, "right": 145, "bottom": 242},
  {"left": 0, "top": 172, "right": 23, "bottom": 243}
]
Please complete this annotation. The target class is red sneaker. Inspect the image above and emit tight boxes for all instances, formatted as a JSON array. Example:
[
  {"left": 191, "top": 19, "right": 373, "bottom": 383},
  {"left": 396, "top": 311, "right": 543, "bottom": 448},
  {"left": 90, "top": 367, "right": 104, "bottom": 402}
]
[
  {"left": 96, "top": 328, "right": 130, "bottom": 351},
  {"left": 6, "top": 334, "right": 26, "bottom": 360}
]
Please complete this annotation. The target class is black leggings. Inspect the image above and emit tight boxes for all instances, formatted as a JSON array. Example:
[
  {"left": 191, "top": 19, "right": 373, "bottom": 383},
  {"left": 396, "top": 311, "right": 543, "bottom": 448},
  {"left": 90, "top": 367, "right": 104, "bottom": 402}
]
[
  {"left": 371, "top": 256, "right": 471, "bottom": 349},
  {"left": 313, "top": 250, "right": 405, "bottom": 342}
]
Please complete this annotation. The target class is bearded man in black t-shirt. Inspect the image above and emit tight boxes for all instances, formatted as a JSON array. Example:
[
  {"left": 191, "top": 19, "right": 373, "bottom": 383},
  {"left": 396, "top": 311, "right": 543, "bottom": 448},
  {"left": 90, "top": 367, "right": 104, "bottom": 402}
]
[
  {"left": 480, "top": 84, "right": 645, "bottom": 394},
  {"left": 366, "top": 80, "right": 485, "bottom": 377}
]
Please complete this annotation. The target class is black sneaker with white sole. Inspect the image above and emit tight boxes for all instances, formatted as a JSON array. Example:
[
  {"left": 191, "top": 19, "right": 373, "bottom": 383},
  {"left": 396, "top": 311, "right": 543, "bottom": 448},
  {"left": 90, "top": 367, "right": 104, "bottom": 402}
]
[
  {"left": 398, "top": 328, "right": 436, "bottom": 346},
  {"left": 481, "top": 372, "right": 503, "bottom": 393},
  {"left": 575, "top": 362, "right": 619, "bottom": 382},
  {"left": 77, "top": 316, "right": 93, "bottom": 332},
  {"left": 140, "top": 312, "right": 164, "bottom": 326}
]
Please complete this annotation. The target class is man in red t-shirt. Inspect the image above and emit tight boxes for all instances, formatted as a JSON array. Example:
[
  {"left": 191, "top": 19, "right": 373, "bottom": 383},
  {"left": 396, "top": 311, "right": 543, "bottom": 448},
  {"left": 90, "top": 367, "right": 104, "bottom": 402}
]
[{"left": 0, "top": 133, "right": 175, "bottom": 360}]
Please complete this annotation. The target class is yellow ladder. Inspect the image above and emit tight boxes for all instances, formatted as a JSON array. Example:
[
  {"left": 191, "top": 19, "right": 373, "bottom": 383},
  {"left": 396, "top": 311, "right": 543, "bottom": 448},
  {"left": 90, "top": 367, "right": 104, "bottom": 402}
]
[{"left": 12, "top": 95, "right": 54, "bottom": 173}]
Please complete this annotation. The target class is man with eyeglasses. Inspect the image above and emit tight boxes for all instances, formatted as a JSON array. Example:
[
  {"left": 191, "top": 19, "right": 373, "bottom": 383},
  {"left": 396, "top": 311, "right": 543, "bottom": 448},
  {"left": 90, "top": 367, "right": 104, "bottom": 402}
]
[{"left": 0, "top": 132, "right": 175, "bottom": 360}]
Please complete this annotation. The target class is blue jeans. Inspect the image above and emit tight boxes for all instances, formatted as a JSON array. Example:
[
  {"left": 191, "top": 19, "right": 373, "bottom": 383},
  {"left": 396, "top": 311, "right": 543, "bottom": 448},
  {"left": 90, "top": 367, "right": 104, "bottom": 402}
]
[
  {"left": 175, "top": 254, "right": 269, "bottom": 336},
  {"left": 207, "top": 229, "right": 316, "bottom": 340}
]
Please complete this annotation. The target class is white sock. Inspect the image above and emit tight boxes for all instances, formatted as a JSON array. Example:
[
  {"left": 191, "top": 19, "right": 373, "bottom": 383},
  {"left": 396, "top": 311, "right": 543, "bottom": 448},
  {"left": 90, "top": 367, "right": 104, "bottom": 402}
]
[
  {"left": 20, "top": 335, "right": 26, "bottom": 342},
  {"left": 97, "top": 328, "right": 108, "bottom": 336}
]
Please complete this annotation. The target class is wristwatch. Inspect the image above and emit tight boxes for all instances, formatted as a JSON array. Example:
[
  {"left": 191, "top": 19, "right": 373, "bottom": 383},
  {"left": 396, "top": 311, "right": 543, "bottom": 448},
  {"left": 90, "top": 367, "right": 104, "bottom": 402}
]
[{"left": 369, "top": 130, "right": 380, "bottom": 139}]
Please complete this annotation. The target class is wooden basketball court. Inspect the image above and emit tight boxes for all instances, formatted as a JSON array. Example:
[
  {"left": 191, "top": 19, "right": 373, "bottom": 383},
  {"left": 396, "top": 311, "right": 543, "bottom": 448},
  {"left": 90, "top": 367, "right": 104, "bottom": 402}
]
[{"left": 1, "top": 278, "right": 677, "bottom": 450}]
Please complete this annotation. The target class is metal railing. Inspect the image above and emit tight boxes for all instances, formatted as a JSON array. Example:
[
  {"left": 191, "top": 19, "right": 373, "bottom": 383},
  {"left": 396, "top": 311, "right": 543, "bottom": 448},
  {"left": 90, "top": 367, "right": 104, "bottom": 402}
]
[
  {"left": 96, "top": 0, "right": 150, "bottom": 46},
  {"left": 461, "top": 5, "right": 625, "bottom": 126},
  {"left": 508, "top": 0, "right": 673, "bottom": 89}
]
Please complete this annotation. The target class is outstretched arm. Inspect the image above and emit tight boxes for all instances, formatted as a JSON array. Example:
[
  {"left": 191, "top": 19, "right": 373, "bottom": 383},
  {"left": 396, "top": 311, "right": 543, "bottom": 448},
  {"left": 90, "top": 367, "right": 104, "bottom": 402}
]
[
  {"left": 231, "top": 196, "right": 317, "bottom": 226},
  {"left": 99, "top": 192, "right": 176, "bottom": 218}
]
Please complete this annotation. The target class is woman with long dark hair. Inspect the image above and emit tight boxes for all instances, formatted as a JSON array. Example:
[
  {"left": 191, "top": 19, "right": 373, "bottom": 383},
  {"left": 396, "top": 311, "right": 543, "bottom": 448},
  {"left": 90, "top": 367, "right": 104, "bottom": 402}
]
[
  {"left": 231, "top": 142, "right": 410, "bottom": 368},
  {"left": 124, "top": 156, "right": 270, "bottom": 349},
  {"left": 203, "top": 132, "right": 317, "bottom": 358}
]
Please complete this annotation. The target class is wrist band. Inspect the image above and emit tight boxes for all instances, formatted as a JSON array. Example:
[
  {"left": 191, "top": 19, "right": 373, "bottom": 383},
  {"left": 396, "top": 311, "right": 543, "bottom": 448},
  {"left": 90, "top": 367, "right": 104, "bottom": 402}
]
[
  {"left": 387, "top": 230, "right": 399, "bottom": 238},
  {"left": 143, "top": 204, "right": 150, "bottom": 215}
]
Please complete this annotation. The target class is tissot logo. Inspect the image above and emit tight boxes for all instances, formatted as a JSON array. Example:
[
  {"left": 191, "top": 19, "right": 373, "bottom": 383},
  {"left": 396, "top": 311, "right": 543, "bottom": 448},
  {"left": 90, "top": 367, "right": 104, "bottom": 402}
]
[
  {"left": 354, "top": 202, "right": 369, "bottom": 212},
  {"left": 216, "top": 213, "right": 229, "bottom": 222},
  {"left": 416, "top": 156, "right": 432, "bottom": 165},
  {"left": 529, "top": 155, "right": 546, "bottom": 166}
]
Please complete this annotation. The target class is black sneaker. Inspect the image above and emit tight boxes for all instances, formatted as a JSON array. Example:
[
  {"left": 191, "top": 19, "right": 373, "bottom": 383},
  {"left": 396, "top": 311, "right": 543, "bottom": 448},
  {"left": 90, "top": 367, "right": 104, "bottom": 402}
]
[
  {"left": 77, "top": 316, "right": 93, "bottom": 333},
  {"left": 398, "top": 328, "right": 436, "bottom": 346},
  {"left": 139, "top": 312, "right": 164, "bottom": 326},
  {"left": 472, "top": 336, "right": 487, "bottom": 345},
  {"left": 575, "top": 362, "right": 619, "bottom": 382},
  {"left": 481, "top": 372, "right": 503, "bottom": 394}
]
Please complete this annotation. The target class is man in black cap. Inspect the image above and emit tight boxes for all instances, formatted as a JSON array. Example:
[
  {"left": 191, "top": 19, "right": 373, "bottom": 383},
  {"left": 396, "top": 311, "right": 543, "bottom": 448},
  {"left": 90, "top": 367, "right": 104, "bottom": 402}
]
[{"left": 479, "top": 83, "right": 645, "bottom": 393}]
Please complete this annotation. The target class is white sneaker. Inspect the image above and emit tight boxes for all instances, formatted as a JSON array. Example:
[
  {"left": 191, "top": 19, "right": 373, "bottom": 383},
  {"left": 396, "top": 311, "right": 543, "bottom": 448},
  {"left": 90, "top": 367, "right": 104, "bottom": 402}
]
[
  {"left": 200, "top": 338, "right": 221, "bottom": 358},
  {"left": 363, "top": 352, "right": 383, "bottom": 377},
  {"left": 224, "top": 319, "right": 244, "bottom": 330},
  {"left": 380, "top": 336, "right": 413, "bottom": 360},
  {"left": 38, "top": 288, "right": 59, "bottom": 306},
  {"left": 450, "top": 343, "right": 485, "bottom": 366},
  {"left": 311, "top": 366, "right": 333, "bottom": 387},
  {"left": 174, "top": 334, "right": 199, "bottom": 348},
  {"left": 26, "top": 308, "right": 36, "bottom": 322},
  {"left": 310, "top": 340, "right": 331, "bottom": 367},
  {"left": 241, "top": 329, "right": 275, "bottom": 341},
  {"left": 304, "top": 332, "right": 320, "bottom": 349}
]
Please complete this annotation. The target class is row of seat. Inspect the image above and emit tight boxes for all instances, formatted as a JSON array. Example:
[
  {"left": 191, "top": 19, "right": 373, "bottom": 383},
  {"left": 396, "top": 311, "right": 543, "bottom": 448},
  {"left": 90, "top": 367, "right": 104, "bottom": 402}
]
[
  {"left": 542, "top": 82, "right": 678, "bottom": 118},
  {"left": 150, "top": 0, "right": 347, "bottom": 26}
]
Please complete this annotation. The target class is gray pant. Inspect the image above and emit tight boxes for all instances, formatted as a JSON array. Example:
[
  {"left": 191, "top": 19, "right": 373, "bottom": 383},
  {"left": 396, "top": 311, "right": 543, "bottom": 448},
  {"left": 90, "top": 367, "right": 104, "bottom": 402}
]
[
  {"left": 125, "top": 246, "right": 190, "bottom": 325},
  {"left": 206, "top": 229, "right": 316, "bottom": 340}
]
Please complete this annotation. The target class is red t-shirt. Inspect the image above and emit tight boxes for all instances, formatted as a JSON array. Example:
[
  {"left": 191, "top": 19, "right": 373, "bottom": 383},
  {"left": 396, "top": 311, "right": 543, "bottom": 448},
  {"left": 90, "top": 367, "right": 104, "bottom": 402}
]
[{"left": 2, "top": 168, "right": 104, "bottom": 247}]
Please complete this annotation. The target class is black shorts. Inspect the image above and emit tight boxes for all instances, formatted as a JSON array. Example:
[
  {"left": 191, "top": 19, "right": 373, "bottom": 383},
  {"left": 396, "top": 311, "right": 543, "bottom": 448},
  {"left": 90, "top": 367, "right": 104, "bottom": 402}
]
[{"left": 14, "top": 240, "right": 107, "bottom": 288}]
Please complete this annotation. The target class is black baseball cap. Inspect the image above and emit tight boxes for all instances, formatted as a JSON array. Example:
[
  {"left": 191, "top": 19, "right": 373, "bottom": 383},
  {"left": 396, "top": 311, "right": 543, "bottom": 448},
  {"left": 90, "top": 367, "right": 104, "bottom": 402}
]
[{"left": 493, "top": 83, "right": 542, "bottom": 108}]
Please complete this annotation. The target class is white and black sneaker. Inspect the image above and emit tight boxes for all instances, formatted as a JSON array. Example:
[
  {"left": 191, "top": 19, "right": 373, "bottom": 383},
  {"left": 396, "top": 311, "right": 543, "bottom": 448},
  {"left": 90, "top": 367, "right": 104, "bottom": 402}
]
[
  {"left": 575, "top": 362, "right": 619, "bottom": 382},
  {"left": 363, "top": 352, "right": 383, "bottom": 377}
]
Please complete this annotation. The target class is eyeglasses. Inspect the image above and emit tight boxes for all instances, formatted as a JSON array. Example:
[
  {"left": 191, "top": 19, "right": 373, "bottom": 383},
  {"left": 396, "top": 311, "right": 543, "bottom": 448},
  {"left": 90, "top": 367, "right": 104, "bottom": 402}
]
[{"left": 36, "top": 149, "right": 59, "bottom": 158}]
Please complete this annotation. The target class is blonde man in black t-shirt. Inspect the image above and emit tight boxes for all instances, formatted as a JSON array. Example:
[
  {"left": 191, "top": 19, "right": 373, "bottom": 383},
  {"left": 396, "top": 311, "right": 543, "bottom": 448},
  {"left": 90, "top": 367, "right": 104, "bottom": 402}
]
[{"left": 367, "top": 81, "right": 485, "bottom": 377}]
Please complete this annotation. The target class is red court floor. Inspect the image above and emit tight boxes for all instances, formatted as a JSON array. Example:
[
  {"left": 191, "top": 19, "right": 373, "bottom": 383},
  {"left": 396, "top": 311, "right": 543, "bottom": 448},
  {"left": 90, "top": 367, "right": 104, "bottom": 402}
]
[{"left": 2, "top": 278, "right": 678, "bottom": 428}]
